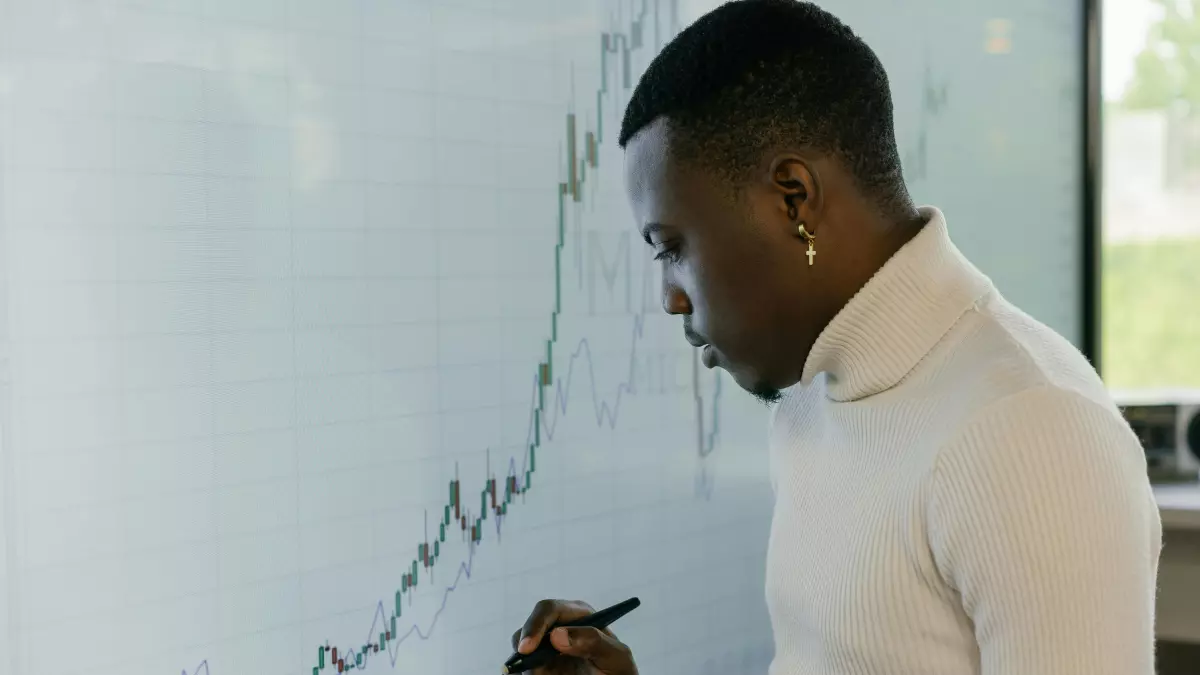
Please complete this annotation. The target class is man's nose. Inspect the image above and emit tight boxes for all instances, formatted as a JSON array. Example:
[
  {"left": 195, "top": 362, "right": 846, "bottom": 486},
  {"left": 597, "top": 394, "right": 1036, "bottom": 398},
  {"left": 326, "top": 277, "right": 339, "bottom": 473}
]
[{"left": 662, "top": 280, "right": 692, "bottom": 315}]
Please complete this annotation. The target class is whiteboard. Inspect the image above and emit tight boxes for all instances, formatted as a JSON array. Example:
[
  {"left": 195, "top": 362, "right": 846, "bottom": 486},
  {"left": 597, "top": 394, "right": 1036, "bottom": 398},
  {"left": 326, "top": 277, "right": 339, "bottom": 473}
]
[{"left": 0, "top": 2, "right": 1083, "bottom": 674}]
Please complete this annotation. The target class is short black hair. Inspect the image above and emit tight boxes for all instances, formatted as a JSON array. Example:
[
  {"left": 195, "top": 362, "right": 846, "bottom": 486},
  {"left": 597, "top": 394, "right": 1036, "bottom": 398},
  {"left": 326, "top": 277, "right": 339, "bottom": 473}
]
[{"left": 619, "top": 0, "right": 911, "bottom": 216}]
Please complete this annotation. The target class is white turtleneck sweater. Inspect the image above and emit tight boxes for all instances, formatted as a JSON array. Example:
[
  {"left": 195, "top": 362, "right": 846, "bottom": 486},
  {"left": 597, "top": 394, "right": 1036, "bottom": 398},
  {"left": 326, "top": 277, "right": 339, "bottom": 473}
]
[{"left": 766, "top": 206, "right": 1163, "bottom": 675}]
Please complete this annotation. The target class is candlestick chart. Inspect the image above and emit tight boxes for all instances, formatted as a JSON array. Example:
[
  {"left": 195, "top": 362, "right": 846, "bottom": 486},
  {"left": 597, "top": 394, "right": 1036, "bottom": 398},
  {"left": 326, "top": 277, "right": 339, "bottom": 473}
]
[{"left": 172, "top": 2, "right": 726, "bottom": 673}]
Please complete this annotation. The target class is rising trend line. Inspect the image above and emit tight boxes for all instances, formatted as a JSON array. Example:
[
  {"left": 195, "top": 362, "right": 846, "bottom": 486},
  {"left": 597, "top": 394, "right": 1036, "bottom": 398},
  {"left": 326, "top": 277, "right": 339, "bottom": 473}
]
[{"left": 181, "top": 2, "right": 719, "bottom": 673}]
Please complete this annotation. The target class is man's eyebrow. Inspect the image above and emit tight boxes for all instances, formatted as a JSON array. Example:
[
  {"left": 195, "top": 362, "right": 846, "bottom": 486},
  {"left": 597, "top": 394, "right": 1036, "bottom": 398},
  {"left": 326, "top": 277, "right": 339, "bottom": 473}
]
[{"left": 640, "top": 222, "right": 670, "bottom": 245}]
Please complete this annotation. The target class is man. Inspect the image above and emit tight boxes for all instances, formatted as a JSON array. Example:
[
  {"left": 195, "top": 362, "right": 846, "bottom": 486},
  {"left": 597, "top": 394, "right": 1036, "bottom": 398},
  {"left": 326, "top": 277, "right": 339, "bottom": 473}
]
[{"left": 511, "top": 1, "right": 1163, "bottom": 673}]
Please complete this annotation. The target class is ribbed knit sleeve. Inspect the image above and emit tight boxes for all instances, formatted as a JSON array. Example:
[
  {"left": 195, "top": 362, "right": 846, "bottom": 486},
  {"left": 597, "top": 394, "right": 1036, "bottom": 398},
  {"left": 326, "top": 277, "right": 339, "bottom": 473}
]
[{"left": 928, "top": 385, "right": 1163, "bottom": 675}]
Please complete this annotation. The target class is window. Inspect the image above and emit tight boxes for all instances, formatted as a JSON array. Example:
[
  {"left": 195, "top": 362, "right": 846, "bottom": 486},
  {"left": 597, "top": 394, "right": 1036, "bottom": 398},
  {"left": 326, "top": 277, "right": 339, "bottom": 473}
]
[{"left": 1100, "top": 0, "right": 1200, "bottom": 393}]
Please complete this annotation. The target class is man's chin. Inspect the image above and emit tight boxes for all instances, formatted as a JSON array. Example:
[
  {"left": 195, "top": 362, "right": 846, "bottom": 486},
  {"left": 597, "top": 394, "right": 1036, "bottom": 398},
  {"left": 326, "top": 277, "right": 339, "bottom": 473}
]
[
  {"left": 748, "top": 384, "right": 783, "bottom": 406},
  {"left": 728, "top": 367, "right": 783, "bottom": 406}
]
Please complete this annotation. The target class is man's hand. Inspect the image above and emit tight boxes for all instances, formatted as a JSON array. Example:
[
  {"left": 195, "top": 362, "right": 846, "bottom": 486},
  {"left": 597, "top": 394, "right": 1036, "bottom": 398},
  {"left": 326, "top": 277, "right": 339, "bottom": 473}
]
[{"left": 510, "top": 599, "right": 639, "bottom": 675}]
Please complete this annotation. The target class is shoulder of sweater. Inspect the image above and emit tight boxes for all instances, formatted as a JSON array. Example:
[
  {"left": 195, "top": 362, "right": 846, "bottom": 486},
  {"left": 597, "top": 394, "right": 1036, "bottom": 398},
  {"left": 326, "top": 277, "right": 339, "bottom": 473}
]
[
  {"left": 917, "top": 290, "right": 1149, "bottom": 484},
  {"left": 931, "top": 289, "right": 1139, "bottom": 472},
  {"left": 937, "top": 382, "right": 1141, "bottom": 466},
  {"left": 916, "top": 289, "right": 1118, "bottom": 415},
  {"left": 926, "top": 381, "right": 1161, "bottom": 590},
  {"left": 928, "top": 380, "right": 1157, "bottom": 561}
]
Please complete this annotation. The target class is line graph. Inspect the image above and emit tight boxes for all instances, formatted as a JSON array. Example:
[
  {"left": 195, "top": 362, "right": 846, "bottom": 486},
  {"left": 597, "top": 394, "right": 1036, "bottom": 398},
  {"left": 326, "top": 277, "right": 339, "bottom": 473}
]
[{"left": 179, "top": 1, "right": 720, "bottom": 673}]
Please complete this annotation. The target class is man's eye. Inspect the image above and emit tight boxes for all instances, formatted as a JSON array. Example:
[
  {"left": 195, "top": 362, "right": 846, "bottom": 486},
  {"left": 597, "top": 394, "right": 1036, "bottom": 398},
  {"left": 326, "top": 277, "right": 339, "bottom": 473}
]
[{"left": 653, "top": 245, "right": 681, "bottom": 263}]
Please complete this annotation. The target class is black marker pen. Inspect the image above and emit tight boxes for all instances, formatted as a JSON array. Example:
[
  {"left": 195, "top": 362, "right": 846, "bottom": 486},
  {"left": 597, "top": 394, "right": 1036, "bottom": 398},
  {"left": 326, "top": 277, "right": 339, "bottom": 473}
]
[{"left": 502, "top": 597, "right": 641, "bottom": 674}]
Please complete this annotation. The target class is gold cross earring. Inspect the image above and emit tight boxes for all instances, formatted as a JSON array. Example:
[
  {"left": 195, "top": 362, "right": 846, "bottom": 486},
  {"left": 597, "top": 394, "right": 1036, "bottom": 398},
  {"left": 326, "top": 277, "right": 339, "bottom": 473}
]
[{"left": 798, "top": 223, "right": 816, "bottom": 266}]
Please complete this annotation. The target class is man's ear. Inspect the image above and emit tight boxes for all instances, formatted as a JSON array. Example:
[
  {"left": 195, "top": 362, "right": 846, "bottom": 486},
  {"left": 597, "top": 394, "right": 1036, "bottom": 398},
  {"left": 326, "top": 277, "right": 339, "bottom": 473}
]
[{"left": 768, "top": 154, "right": 822, "bottom": 226}]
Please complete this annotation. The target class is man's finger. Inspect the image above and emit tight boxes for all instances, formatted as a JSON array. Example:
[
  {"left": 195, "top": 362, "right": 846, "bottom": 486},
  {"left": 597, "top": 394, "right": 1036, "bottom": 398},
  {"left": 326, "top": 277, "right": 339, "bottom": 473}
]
[
  {"left": 517, "top": 600, "right": 560, "bottom": 654},
  {"left": 549, "top": 627, "right": 634, "bottom": 673},
  {"left": 517, "top": 600, "right": 594, "bottom": 654}
]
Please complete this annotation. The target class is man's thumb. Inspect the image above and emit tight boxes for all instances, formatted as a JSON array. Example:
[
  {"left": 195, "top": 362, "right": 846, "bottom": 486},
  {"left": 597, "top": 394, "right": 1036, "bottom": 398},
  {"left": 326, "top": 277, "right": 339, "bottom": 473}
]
[{"left": 550, "top": 627, "right": 634, "bottom": 672}]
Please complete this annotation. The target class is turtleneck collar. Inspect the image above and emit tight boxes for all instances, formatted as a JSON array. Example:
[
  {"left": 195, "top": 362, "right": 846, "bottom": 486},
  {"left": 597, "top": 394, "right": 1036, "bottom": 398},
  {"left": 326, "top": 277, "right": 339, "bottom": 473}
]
[{"left": 798, "top": 206, "right": 994, "bottom": 402}]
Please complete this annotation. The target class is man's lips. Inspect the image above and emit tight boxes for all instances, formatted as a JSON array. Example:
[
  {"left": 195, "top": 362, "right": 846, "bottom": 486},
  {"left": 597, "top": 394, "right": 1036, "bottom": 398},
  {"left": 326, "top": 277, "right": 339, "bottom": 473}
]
[{"left": 684, "top": 330, "right": 718, "bottom": 368}]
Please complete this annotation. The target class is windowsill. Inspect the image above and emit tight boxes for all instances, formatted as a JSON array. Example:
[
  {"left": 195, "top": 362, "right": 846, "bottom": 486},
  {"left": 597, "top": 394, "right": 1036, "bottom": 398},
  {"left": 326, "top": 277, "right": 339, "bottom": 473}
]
[{"left": 1155, "top": 483, "right": 1200, "bottom": 530}]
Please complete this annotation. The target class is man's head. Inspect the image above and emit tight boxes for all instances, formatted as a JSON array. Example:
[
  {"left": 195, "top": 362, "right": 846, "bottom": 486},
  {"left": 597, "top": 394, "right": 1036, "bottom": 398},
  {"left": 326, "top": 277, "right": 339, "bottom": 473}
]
[{"left": 620, "top": 0, "right": 921, "bottom": 404}]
